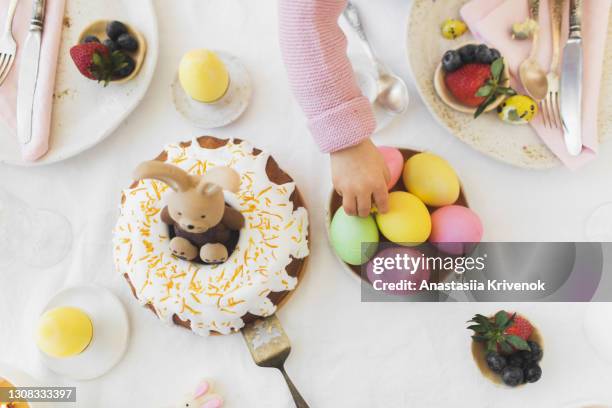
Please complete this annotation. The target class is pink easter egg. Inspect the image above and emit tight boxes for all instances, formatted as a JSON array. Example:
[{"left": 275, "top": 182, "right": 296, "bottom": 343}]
[
  {"left": 366, "top": 246, "right": 431, "bottom": 296},
  {"left": 429, "top": 205, "right": 483, "bottom": 255},
  {"left": 378, "top": 146, "right": 404, "bottom": 190}
]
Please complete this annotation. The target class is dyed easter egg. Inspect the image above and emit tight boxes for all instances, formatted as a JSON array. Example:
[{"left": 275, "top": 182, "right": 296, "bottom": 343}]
[
  {"left": 403, "top": 153, "right": 460, "bottom": 207},
  {"left": 378, "top": 146, "right": 404, "bottom": 190},
  {"left": 366, "top": 246, "right": 431, "bottom": 296},
  {"left": 429, "top": 205, "right": 483, "bottom": 255},
  {"left": 375, "top": 192, "right": 431, "bottom": 245},
  {"left": 330, "top": 207, "right": 379, "bottom": 265}
]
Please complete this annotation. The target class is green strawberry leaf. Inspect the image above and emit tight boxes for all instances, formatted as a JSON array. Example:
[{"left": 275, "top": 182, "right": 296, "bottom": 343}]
[
  {"left": 472, "top": 335, "right": 488, "bottom": 342},
  {"left": 499, "top": 87, "right": 517, "bottom": 96},
  {"left": 494, "top": 310, "right": 510, "bottom": 327},
  {"left": 506, "top": 335, "right": 531, "bottom": 351},
  {"left": 491, "top": 58, "right": 504, "bottom": 81},
  {"left": 486, "top": 338, "right": 497, "bottom": 353},
  {"left": 476, "top": 85, "right": 493, "bottom": 97},
  {"left": 499, "top": 340, "right": 514, "bottom": 354},
  {"left": 474, "top": 93, "right": 496, "bottom": 118},
  {"left": 467, "top": 324, "right": 488, "bottom": 333}
]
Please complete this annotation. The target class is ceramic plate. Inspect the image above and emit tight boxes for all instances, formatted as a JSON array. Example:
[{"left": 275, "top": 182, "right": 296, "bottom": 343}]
[
  {"left": 407, "top": 0, "right": 612, "bottom": 169},
  {"left": 0, "top": 0, "right": 158, "bottom": 166}
]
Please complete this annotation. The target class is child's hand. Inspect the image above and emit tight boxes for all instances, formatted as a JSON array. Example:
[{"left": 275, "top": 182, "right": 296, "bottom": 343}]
[{"left": 331, "top": 139, "right": 390, "bottom": 217}]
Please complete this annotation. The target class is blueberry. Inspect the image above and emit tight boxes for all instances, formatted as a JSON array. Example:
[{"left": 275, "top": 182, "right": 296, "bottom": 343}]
[
  {"left": 114, "top": 54, "right": 136, "bottom": 79},
  {"left": 442, "top": 50, "right": 462, "bottom": 72},
  {"left": 490, "top": 48, "right": 502, "bottom": 62},
  {"left": 82, "top": 35, "right": 100, "bottom": 44},
  {"left": 520, "top": 340, "right": 543, "bottom": 363},
  {"left": 501, "top": 366, "right": 524, "bottom": 387},
  {"left": 103, "top": 39, "right": 120, "bottom": 53},
  {"left": 475, "top": 44, "right": 494, "bottom": 64},
  {"left": 485, "top": 352, "right": 507, "bottom": 373},
  {"left": 523, "top": 364, "right": 542, "bottom": 383},
  {"left": 458, "top": 44, "right": 478, "bottom": 64},
  {"left": 507, "top": 353, "right": 526, "bottom": 368},
  {"left": 106, "top": 20, "right": 128, "bottom": 40},
  {"left": 117, "top": 33, "right": 138, "bottom": 52}
]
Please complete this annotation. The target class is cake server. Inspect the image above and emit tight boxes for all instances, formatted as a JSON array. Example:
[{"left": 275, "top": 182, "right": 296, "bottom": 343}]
[
  {"left": 560, "top": 0, "right": 583, "bottom": 156},
  {"left": 242, "top": 315, "right": 310, "bottom": 408},
  {"left": 16, "top": 0, "right": 45, "bottom": 145}
]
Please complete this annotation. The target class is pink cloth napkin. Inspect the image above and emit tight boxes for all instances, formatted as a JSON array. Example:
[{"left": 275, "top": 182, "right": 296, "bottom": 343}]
[
  {"left": 461, "top": 0, "right": 611, "bottom": 169},
  {"left": 0, "top": 0, "right": 65, "bottom": 162}
]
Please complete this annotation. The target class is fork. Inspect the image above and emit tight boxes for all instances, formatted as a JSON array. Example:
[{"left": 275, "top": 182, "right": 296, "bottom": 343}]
[
  {"left": 0, "top": 0, "right": 19, "bottom": 86},
  {"left": 540, "top": 0, "right": 563, "bottom": 128}
]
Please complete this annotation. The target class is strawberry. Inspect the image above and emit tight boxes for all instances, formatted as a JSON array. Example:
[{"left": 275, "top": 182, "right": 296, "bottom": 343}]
[
  {"left": 444, "top": 63, "right": 492, "bottom": 107},
  {"left": 503, "top": 313, "right": 533, "bottom": 341},
  {"left": 69, "top": 43, "right": 128, "bottom": 86},
  {"left": 468, "top": 311, "right": 532, "bottom": 355},
  {"left": 444, "top": 58, "right": 516, "bottom": 118}
]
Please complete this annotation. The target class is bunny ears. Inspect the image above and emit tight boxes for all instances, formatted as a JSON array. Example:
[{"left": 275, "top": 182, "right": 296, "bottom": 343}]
[
  {"left": 189, "top": 380, "right": 224, "bottom": 408},
  {"left": 133, "top": 161, "right": 240, "bottom": 194}
]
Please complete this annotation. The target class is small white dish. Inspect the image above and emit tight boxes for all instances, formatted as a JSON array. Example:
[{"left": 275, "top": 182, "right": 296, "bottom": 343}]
[
  {"left": 38, "top": 285, "right": 129, "bottom": 381},
  {"left": 172, "top": 51, "right": 252, "bottom": 129}
]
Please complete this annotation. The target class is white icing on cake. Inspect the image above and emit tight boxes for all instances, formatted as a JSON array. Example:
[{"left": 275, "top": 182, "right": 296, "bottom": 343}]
[{"left": 113, "top": 139, "right": 309, "bottom": 335}]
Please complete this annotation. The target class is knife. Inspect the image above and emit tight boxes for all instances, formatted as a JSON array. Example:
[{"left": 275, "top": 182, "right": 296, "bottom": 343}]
[
  {"left": 560, "top": 0, "right": 583, "bottom": 156},
  {"left": 16, "top": 0, "right": 45, "bottom": 145}
]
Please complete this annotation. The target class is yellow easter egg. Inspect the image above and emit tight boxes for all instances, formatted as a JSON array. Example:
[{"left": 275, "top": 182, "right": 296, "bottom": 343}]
[
  {"left": 403, "top": 153, "right": 460, "bottom": 207},
  {"left": 375, "top": 192, "right": 431, "bottom": 245},
  {"left": 36, "top": 307, "right": 93, "bottom": 358},
  {"left": 179, "top": 49, "right": 230, "bottom": 103}
]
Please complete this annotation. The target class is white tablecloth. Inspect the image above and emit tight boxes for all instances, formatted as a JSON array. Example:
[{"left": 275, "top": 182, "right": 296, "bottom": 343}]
[{"left": 1, "top": 0, "right": 612, "bottom": 406}]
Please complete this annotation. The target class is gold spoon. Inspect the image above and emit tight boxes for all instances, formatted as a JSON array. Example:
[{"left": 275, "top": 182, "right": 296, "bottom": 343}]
[{"left": 519, "top": 0, "right": 548, "bottom": 101}]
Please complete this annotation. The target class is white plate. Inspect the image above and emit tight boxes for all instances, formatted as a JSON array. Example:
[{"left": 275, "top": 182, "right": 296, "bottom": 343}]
[
  {"left": 407, "top": 0, "right": 612, "bottom": 169},
  {"left": 0, "top": 0, "right": 159, "bottom": 166},
  {"left": 38, "top": 285, "right": 129, "bottom": 381}
]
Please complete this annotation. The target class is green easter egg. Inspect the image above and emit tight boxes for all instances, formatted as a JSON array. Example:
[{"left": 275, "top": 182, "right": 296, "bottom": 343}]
[{"left": 330, "top": 207, "right": 379, "bottom": 265}]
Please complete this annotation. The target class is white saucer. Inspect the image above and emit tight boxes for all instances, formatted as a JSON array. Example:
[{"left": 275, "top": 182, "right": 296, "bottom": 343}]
[
  {"left": 172, "top": 51, "right": 252, "bottom": 129},
  {"left": 38, "top": 285, "right": 129, "bottom": 381}
]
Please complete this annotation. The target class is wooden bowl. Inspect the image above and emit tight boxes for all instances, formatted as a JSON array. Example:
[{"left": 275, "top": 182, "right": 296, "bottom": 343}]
[
  {"left": 433, "top": 50, "right": 510, "bottom": 115},
  {"left": 78, "top": 20, "right": 147, "bottom": 84},
  {"left": 326, "top": 147, "right": 471, "bottom": 284}
]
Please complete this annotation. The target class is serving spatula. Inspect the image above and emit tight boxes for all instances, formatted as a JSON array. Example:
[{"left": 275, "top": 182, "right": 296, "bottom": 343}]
[{"left": 242, "top": 315, "right": 310, "bottom": 408}]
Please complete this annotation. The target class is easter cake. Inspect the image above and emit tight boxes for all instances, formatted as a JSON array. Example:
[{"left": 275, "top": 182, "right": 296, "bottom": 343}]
[{"left": 113, "top": 137, "right": 309, "bottom": 336}]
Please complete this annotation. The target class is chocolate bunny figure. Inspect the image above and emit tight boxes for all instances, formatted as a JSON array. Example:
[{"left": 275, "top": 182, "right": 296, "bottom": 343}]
[{"left": 134, "top": 161, "right": 245, "bottom": 264}]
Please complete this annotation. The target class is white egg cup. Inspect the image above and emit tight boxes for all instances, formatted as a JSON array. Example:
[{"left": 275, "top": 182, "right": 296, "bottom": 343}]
[
  {"left": 172, "top": 51, "right": 252, "bottom": 129},
  {"left": 38, "top": 285, "right": 129, "bottom": 381}
]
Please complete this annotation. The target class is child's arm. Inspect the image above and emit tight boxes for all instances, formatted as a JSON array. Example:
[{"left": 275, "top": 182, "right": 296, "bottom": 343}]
[
  {"left": 279, "top": 0, "right": 389, "bottom": 216},
  {"left": 278, "top": 0, "right": 376, "bottom": 153}
]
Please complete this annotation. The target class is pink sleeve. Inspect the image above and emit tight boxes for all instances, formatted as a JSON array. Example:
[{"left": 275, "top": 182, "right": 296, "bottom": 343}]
[{"left": 278, "top": 0, "right": 376, "bottom": 153}]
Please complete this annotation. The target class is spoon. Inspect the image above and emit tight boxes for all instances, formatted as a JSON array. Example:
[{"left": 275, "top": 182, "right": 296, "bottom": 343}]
[
  {"left": 343, "top": 1, "right": 409, "bottom": 114},
  {"left": 519, "top": 0, "right": 548, "bottom": 101}
]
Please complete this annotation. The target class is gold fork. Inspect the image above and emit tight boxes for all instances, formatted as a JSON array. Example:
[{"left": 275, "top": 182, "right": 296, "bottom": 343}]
[{"left": 540, "top": 0, "right": 563, "bottom": 128}]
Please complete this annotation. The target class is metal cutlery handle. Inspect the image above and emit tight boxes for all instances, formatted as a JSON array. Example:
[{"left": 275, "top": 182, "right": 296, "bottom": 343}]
[
  {"left": 279, "top": 366, "right": 310, "bottom": 408},
  {"left": 3, "top": 0, "right": 18, "bottom": 35},
  {"left": 342, "top": 2, "right": 378, "bottom": 67},
  {"left": 30, "top": 0, "right": 46, "bottom": 31},
  {"left": 569, "top": 0, "right": 582, "bottom": 39}
]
